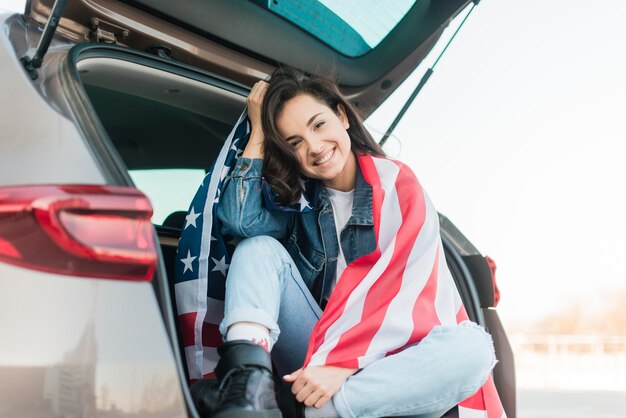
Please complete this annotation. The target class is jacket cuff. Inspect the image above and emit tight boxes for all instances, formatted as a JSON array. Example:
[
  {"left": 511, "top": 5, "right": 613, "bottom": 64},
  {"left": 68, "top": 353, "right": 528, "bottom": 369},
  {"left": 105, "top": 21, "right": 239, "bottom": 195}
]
[{"left": 231, "top": 157, "right": 263, "bottom": 177}]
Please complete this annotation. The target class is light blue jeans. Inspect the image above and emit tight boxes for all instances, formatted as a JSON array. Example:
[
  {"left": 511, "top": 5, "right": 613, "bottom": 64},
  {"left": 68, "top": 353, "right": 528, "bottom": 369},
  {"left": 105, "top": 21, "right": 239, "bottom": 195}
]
[{"left": 219, "top": 236, "right": 496, "bottom": 418}]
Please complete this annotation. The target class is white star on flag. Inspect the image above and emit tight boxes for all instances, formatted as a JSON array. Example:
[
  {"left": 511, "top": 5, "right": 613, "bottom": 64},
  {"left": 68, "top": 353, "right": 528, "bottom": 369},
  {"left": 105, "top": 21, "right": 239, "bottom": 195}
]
[
  {"left": 211, "top": 255, "right": 230, "bottom": 277},
  {"left": 297, "top": 179, "right": 312, "bottom": 210},
  {"left": 180, "top": 250, "right": 197, "bottom": 274},
  {"left": 184, "top": 207, "right": 201, "bottom": 229}
]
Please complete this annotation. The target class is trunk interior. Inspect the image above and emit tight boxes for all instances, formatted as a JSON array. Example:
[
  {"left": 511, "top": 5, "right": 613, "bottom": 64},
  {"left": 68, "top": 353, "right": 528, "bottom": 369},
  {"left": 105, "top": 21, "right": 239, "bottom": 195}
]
[{"left": 71, "top": 44, "right": 515, "bottom": 416}]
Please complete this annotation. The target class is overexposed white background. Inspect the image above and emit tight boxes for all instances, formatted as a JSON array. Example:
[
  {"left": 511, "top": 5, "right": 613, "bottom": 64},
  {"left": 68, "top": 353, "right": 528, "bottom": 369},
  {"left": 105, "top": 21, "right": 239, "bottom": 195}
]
[{"left": 367, "top": 0, "right": 626, "bottom": 329}]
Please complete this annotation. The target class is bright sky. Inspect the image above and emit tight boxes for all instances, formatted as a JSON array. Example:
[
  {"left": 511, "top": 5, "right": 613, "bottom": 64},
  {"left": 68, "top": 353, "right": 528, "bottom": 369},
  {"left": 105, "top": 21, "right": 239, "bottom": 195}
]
[
  {"left": 4, "top": 0, "right": 625, "bottom": 329},
  {"left": 367, "top": 0, "right": 626, "bottom": 327}
]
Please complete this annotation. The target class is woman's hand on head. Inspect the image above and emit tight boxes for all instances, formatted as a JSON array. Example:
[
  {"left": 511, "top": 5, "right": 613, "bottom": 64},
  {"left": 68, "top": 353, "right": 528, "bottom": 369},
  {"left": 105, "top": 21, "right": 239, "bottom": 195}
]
[
  {"left": 283, "top": 365, "right": 358, "bottom": 409},
  {"left": 243, "top": 81, "right": 268, "bottom": 158}
]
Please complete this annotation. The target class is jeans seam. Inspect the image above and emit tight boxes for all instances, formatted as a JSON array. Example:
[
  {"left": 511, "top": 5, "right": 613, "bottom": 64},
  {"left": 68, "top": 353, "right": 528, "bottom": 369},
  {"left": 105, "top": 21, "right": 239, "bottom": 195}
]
[
  {"left": 280, "top": 262, "right": 323, "bottom": 318},
  {"left": 370, "top": 385, "right": 479, "bottom": 417},
  {"left": 335, "top": 385, "right": 357, "bottom": 418}
]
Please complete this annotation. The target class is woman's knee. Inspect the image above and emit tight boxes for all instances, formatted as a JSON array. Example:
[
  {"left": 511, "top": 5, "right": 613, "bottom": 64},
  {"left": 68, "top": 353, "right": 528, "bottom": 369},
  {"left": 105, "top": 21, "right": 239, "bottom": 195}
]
[
  {"left": 231, "top": 235, "right": 286, "bottom": 261},
  {"left": 227, "top": 235, "right": 298, "bottom": 291},
  {"left": 451, "top": 322, "right": 497, "bottom": 388}
]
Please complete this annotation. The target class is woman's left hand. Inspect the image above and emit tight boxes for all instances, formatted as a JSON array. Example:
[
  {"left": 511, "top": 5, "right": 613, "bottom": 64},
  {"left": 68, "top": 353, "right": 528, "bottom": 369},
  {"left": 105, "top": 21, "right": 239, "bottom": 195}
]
[{"left": 283, "top": 365, "right": 358, "bottom": 408}]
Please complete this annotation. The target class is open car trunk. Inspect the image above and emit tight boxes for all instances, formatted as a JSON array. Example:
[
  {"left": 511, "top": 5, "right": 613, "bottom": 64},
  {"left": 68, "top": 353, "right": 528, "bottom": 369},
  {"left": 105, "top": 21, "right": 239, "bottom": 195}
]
[{"left": 66, "top": 41, "right": 514, "bottom": 417}]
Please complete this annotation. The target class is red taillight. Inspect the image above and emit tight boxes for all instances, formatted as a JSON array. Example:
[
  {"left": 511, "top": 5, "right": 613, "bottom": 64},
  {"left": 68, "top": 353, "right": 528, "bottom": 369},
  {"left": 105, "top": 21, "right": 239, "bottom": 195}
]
[
  {"left": 485, "top": 255, "right": 500, "bottom": 307},
  {"left": 0, "top": 185, "right": 156, "bottom": 281}
]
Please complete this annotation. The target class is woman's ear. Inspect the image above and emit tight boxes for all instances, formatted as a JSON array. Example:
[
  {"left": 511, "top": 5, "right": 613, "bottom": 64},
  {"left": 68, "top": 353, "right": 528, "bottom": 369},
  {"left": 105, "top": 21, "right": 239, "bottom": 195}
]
[{"left": 337, "top": 104, "right": 350, "bottom": 130}]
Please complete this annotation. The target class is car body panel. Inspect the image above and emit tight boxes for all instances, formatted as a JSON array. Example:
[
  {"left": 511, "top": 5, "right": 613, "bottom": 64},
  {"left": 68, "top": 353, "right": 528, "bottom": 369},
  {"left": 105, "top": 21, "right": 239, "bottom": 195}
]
[
  {"left": 0, "top": 262, "right": 187, "bottom": 417},
  {"left": 0, "top": 14, "right": 105, "bottom": 187},
  {"left": 484, "top": 307, "right": 516, "bottom": 418}
]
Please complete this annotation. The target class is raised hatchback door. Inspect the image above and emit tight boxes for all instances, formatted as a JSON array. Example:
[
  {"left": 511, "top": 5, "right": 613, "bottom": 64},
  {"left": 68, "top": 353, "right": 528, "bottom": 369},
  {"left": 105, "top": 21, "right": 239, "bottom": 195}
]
[{"left": 25, "top": 0, "right": 475, "bottom": 116}]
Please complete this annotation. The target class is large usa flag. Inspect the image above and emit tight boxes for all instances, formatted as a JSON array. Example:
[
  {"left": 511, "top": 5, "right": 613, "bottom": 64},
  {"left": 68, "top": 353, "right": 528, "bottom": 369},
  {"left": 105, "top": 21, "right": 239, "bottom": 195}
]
[
  {"left": 174, "top": 110, "right": 316, "bottom": 382},
  {"left": 175, "top": 111, "right": 505, "bottom": 417},
  {"left": 174, "top": 111, "right": 249, "bottom": 381}
]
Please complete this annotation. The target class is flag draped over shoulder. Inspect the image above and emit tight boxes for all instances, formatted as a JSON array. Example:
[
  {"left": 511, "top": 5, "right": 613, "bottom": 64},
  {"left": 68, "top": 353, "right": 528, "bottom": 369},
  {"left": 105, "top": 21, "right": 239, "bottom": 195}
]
[
  {"left": 175, "top": 110, "right": 506, "bottom": 418},
  {"left": 303, "top": 154, "right": 506, "bottom": 417}
]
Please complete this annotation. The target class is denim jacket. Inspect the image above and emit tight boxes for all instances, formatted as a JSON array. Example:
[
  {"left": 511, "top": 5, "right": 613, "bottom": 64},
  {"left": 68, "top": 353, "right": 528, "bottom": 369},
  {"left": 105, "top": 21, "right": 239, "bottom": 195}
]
[{"left": 217, "top": 157, "right": 376, "bottom": 304}]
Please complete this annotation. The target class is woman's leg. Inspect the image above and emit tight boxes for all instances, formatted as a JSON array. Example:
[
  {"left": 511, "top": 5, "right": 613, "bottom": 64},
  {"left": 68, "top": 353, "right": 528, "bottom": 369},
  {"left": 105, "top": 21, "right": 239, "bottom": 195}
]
[
  {"left": 219, "top": 235, "right": 322, "bottom": 375},
  {"left": 332, "top": 322, "right": 497, "bottom": 418}
]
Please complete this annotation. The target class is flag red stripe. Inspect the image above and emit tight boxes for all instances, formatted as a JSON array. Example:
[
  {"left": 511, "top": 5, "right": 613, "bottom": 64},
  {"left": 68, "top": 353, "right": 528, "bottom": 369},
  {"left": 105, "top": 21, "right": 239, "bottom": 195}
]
[
  {"left": 179, "top": 312, "right": 197, "bottom": 348},
  {"left": 483, "top": 376, "right": 504, "bottom": 418},
  {"left": 202, "top": 322, "right": 222, "bottom": 348},
  {"left": 459, "top": 389, "right": 486, "bottom": 410},
  {"left": 303, "top": 155, "right": 384, "bottom": 367},
  {"left": 325, "top": 160, "right": 427, "bottom": 365},
  {"left": 456, "top": 306, "right": 469, "bottom": 323}
]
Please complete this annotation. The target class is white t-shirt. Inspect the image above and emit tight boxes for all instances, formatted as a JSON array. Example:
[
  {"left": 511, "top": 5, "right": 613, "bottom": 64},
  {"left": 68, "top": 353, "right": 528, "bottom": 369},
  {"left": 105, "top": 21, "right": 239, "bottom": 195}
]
[{"left": 325, "top": 187, "right": 355, "bottom": 294}]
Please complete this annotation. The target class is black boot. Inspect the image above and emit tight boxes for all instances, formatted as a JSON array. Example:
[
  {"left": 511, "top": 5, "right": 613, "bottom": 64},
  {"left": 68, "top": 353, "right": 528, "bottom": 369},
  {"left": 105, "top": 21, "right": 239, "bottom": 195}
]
[
  {"left": 189, "top": 378, "right": 220, "bottom": 417},
  {"left": 212, "top": 340, "right": 282, "bottom": 418}
]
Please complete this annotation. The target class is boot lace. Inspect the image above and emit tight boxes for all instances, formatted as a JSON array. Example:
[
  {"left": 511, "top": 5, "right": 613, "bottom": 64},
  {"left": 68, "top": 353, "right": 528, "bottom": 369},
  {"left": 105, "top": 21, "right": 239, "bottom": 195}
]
[{"left": 218, "top": 366, "right": 254, "bottom": 404}]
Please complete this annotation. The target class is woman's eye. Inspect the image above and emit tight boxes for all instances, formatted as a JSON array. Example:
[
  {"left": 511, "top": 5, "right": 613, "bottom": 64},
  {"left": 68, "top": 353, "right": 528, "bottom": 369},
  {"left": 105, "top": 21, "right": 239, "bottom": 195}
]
[
  {"left": 314, "top": 121, "right": 325, "bottom": 130},
  {"left": 289, "top": 138, "right": 302, "bottom": 147}
]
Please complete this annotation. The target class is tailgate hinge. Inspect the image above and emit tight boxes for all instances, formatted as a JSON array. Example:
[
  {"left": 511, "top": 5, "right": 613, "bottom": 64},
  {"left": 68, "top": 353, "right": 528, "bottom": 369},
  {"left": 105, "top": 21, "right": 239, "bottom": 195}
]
[{"left": 89, "top": 18, "right": 129, "bottom": 44}]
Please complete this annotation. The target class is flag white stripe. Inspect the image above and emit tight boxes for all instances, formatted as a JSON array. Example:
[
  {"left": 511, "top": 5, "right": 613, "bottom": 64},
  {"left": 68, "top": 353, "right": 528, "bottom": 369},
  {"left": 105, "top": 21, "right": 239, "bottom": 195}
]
[
  {"left": 361, "top": 188, "right": 440, "bottom": 364},
  {"left": 193, "top": 111, "right": 249, "bottom": 377},
  {"left": 458, "top": 406, "right": 488, "bottom": 418},
  {"left": 309, "top": 158, "right": 401, "bottom": 366},
  {"left": 174, "top": 278, "right": 207, "bottom": 315},
  {"left": 202, "top": 346, "right": 220, "bottom": 376},
  {"left": 184, "top": 346, "right": 202, "bottom": 380}
]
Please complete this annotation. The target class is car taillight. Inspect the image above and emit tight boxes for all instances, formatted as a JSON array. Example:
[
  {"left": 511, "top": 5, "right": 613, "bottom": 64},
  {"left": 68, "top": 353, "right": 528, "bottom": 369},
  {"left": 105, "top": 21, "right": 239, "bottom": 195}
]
[
  {"left": 0, "top": 185, "right": 156, "bottom": 281},
  {"left": 485, "top": 255, "right": 500, "bottom": 307}
]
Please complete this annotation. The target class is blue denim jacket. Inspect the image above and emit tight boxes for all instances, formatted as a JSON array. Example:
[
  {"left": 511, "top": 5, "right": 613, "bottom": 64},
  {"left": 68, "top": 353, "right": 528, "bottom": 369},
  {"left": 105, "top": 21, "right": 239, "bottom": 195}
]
[{"left": 217, "top": 157, "right": 376, "bottom": 304}]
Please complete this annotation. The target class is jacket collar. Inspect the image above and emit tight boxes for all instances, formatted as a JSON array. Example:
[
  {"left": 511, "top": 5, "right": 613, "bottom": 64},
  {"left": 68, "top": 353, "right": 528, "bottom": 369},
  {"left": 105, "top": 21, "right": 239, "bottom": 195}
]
[{"left": 318, "top": 161, "right": 373, "bottom": 226}]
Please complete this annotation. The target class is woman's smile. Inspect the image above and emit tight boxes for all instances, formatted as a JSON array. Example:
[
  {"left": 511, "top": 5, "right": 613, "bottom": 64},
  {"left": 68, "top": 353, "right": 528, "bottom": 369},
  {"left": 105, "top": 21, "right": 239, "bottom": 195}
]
[{"left": 312, "top": 148, "right": 335, "bottom": 166}]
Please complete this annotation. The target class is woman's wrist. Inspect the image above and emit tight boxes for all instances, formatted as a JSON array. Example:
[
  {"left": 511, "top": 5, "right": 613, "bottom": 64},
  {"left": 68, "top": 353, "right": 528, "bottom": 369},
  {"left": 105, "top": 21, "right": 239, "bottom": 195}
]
[{"left": 242, "top": 129, "right": 265, "bottom": 158}]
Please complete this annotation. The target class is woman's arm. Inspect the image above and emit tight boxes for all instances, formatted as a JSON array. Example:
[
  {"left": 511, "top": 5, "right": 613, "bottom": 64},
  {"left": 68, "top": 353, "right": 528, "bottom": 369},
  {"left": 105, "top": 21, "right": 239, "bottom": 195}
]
[
  {"left": 217, "top": 81, "right": 292, "bottom": 239},
  {"left": 241, "top": 81, "right": 266, "bottom": 159},
  {"left": 217, "top": 157, "right": 291, "bottom": 239}
]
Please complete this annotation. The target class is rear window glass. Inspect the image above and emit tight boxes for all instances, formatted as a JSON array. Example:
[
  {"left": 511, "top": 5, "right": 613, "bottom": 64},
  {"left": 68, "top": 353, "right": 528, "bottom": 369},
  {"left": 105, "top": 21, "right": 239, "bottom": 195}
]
[
  {"left": 254, "top": 0, "right": 417, "bottom": 57},
  {"left": 129, "top": 169, "right": 206, "bottom": 227}
]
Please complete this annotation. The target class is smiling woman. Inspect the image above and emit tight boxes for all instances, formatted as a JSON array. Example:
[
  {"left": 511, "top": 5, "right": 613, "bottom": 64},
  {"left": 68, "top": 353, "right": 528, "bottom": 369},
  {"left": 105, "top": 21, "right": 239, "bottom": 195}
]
[{"left": 181, "top": 67, "right": 506, "bottom": 418}]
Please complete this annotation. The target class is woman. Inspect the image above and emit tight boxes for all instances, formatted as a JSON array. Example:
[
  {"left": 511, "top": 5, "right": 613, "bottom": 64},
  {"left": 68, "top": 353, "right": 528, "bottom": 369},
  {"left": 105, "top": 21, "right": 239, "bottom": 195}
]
[{"left": 209, "top": 67, "right": 497, "bottom": 418}]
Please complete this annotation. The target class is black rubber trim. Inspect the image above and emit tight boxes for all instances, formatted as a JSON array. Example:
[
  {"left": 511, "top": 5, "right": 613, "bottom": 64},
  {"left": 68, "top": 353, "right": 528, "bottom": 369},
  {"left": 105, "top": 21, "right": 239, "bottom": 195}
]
[
  {"left": 69, "top": 43, "right": 250, "bottom": 96},
  {"left": 441, "top": 234, "right": 486, "bottom": 327},
  {"left": 462, "top": 254, "right": 495, "bottom": 308}
]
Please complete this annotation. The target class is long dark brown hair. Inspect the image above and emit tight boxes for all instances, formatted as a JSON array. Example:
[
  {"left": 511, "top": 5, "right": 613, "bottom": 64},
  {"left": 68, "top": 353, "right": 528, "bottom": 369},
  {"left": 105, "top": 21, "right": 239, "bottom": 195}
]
[{"left": 261, "top": 67, "right": 385, "bottom": 205}]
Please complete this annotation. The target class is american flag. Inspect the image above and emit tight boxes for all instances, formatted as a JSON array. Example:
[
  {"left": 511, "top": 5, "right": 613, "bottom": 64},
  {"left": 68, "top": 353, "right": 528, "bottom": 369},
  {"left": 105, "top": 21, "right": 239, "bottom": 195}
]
[{"left": 175, "top": 111, "right": 505, "bottom": 417}]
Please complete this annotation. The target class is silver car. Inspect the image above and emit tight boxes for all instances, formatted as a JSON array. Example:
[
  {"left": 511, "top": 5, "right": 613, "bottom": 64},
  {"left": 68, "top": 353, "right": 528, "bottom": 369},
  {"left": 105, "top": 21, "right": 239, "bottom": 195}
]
[{"left": 0, "top": 1, "right": 515, "bottom": 417}]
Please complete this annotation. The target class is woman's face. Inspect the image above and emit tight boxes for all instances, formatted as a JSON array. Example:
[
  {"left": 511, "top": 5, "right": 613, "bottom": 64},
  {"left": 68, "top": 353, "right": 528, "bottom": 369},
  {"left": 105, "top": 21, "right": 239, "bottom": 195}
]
[{"left": 276, "top": 94, "right": 357, "bottom": 191}]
